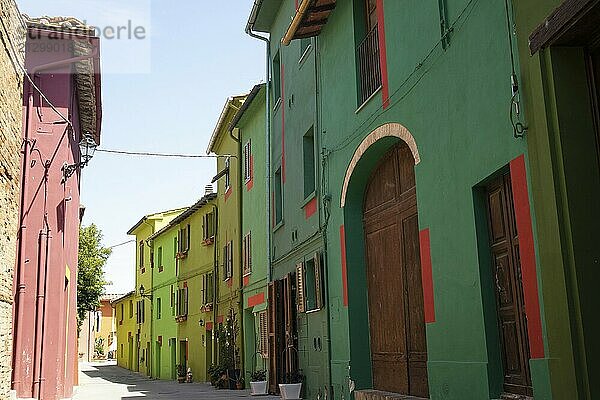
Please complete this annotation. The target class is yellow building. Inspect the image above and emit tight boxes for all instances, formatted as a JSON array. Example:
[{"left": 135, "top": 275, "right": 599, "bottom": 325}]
[
  {"left": 112, "top": 292, "right": 135, "bottom": 369},
  {"left": 127, "top": 208, "right": 186, "bottom": 376}
]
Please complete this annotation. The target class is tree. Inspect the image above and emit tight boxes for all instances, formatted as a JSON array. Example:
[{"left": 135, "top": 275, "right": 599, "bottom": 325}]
[{"left": 77, "top": 224, "right": 111, "bottom": 331}]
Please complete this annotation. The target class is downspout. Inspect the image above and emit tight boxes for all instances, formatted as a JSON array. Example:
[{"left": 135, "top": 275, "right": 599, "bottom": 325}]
[
  {"left": 315, "top": 36, "right": 334, "bottom": 399},
  {"left": 245, "top": 5, "right": 272, "bottom": 283},
  {"left": 12, "top": 74, "right": 34, "bottom": 394},
  {"left": 142, "top": 220, "right": 155, "bottom": 378},
  {"left": 32, "top": 162, "right": 51, "bottom": 400}
]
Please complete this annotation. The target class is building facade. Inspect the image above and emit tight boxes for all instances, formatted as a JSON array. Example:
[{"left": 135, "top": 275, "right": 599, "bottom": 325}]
[
  {"left": 0, "top": 1, "right": 24, "bottom": 397},
  {"left": 12, "top": 16, "right": 102, "bottom": 400},
  {"left": 127, "top": 208, "right": 185, "bottom": 377},
  {"left": 232, "top": 84, "right": 270, "bottom": 384},
  {"left": 513, "top": 1, "right": 600, "bottom": 398},
  {"left": 113, "top": 292, "right": 135, "bottom": 370}
]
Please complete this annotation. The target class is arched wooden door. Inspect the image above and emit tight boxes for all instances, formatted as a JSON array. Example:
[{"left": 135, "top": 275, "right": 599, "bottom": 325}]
[{"left": 363, "top": 143, "right": 429, "bottom": 397}]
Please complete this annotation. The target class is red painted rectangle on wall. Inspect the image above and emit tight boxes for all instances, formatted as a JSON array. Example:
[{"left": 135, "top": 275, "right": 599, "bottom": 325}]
[
  {"left": 304, "top": 197, "right": 318, "bottom": 219},
  {"left": 419, "top": 228, "right": 436, "bottom": 323},
  {"left": 247, "top": 292, "right": 265, "bottom": 308},
  {"left": 376, "top": 0, "right": 390, "bottom": 109},
  {"left": 205, "top": 322, "right": 213, "bottom": 331},
  {"left": 340, "top": 225, "right": 349, "bottom": 307},
  {"left": 510, "top": 154, "right": 545, "bottom": 359}
]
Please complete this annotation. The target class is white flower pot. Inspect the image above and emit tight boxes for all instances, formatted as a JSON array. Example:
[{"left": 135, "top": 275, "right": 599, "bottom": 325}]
[
  {"left": 250, "top": 380, "right": 268, "bottom": 395},
  {"left": 279, "top": 383, "right": 302, "bottom": 399}
]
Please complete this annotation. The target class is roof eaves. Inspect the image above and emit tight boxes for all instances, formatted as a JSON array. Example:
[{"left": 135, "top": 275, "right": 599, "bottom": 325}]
[
  {"left": 229, "top": 84, "right": 266, "bottom": 132},
  {"left": 206, "top": 95, "right": 247, "bottom": 155}
]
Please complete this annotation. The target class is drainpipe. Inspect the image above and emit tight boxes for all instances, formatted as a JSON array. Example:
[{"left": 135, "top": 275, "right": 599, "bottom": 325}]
[
  {"left": 12, "top": 75, "right": 34, "bottom": 395},
  {"left": 142, "top": 220, "right": 155, "bottom": 378},
  {"left": 245, "top": 3, "right": 272, "bottom": 283}
]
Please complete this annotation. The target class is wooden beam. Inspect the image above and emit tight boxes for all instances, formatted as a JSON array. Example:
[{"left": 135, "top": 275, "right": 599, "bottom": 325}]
[{"left": 282, "top": 0, "right": 315, "bottom": 46}]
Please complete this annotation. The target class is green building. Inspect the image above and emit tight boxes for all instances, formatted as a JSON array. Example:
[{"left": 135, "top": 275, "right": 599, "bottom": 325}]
[
  {"left": 512, "top": 1, "right": 600, "bottom": 399},
  {"left": 127, "top": 208, "right": 185, "bottom": 377},
  {"left": 247, "top": 0, "right": 560, "bottom": 399},
  {"left": 112, "top": 292, "right": 135, "bottom": 371},
  {"left": 229, "top": 84, "right": 271, "bottom": 383},
  {"left": 207, "top": 95, "right": 246, "bottom": 375}
]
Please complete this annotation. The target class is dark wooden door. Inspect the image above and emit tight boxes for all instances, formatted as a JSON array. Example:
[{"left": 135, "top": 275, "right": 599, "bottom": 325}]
[
  {"left": 486, "top": 174, "right": 533, "bottom": 397},
  {"left": 363, "top": 143, "right": 429, "bottom": 397},
  {"left": 267, "top": 274, "right": 298, "bottom": 394}
]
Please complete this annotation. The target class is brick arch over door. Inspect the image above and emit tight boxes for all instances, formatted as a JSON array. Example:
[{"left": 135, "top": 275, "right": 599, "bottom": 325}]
[{"left": 341, "top": 123, "right": 420, "bottom": 208}]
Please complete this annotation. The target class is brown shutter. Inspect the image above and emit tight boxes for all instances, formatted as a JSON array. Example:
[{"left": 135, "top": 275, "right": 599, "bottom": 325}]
[
  {"left": 314, "top": 252, "right": 323, "bottom": 309},
  {"left": 296, "top": 263, "right": 305, "bottom": 313},
  {"left": 259, "top": 311, "right": 268, "bottom": 358}
]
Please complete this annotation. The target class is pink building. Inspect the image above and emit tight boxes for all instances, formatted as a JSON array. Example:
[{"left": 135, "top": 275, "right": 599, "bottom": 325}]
[{"left": 12, "top": 17, "right": 102, "bottom": 400}]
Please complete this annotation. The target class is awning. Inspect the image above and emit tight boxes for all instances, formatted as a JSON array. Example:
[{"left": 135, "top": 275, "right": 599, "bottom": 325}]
[
  {"left": 282, "top": 0, "right": 336, "bottom": 46},
  {"left": 252, "top": 303, "right": 268, "bottom": 314},
  {"left": 529, "top": 0, "right": 600, "bottom": 54}
]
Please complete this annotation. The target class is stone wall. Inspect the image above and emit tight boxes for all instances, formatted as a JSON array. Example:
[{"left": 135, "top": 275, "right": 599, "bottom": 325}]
[{"left": 0, "top": 0, "right": 24, "bottom": 398}]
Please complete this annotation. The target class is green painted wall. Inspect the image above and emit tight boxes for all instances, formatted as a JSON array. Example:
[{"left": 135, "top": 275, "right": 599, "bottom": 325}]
[
  {"left": 150, "top": 224, "right": 179, "bottom": 380},
  {"left": 512, "top": 2, "right": 600, "bottom": 398},
  {"left": 176, "top": 199, "right": 217, "bottom": 383},
  {"left": 237, "top": 85, "right": 270, "bottom": 384}
]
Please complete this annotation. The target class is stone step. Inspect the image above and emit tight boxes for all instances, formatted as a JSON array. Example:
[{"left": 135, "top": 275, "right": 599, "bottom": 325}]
[{"left": 354, "top": 390, "right": 427, "bottom": 400}]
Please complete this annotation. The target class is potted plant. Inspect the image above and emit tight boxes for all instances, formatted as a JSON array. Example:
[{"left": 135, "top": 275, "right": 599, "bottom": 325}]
[
  {"left": 176, "top": 364, "right": 186, "bottom": 383},
  {"left": 236, "top": 376, "right": 245, "bottom": 390},
  {"left": 279, "top": 371, "right": 304, "bottom": 400},
  {"left": 249, "top": 370, "right": 268, "bottom": 396}
]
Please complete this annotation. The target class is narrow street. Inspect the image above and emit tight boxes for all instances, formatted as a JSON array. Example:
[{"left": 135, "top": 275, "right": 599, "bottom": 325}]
[{"left": 75, "top": 362, "right": 280, "bottom": 400}]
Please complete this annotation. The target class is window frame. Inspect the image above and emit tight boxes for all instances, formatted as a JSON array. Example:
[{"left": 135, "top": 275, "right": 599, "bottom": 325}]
[{"left": 244, "top": 140, "right": 252, "bottom": 183}]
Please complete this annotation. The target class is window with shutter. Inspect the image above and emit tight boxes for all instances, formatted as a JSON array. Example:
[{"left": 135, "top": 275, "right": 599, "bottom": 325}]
[
  {"left": 244, "top": 140, "right": 252, "bottom": 182},
  {"left": 258, "top": 310, "right": 269, "bottom": 358},
  {"left": 314, "top": 252, "right": 323, "bottom": 309},
  {"left": 222, "top": 245, "right": 228, "bottom": 281},
  {"left": 296, "top": 263, "right": 306, "bottom": 313}
]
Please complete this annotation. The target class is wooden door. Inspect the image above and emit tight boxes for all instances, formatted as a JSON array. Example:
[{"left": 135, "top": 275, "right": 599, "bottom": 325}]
[
  {"left": 486, "top": 174, "right": 533, "bottom": 397},
  {"left": 363, "top": 143, "right": 429, "bottom": 397}
]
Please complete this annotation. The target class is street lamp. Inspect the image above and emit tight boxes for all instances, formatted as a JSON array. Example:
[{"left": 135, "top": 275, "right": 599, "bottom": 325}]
[
  {"left": 139, "top": 284, "right": 152, "bottom": 299},
  {"left": 62, "top": 133, "right": 98, "bottom": 180}
]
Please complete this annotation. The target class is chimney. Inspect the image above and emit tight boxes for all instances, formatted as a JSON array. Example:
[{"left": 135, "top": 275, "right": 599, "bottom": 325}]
[{"left": 205, "top": 185, "right": 213, "bottom": 195}]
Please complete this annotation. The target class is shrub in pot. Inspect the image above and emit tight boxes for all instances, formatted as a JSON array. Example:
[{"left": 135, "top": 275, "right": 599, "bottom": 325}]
[
  {"left": 279, "top": 371, "right": 304, "bottom": 400},
  {"left": 176, "top": 365, "right": 186, "bottom": 384},
  {"left": 249, "top": 370, "right": 267, "bottom": 396}
]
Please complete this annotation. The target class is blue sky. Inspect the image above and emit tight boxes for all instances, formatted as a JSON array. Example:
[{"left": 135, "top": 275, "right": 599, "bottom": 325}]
[{"left": 17, "top": 0, "right": 265, "bottom": 294}]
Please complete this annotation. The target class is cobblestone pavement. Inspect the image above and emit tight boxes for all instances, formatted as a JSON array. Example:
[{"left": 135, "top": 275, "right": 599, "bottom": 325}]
[{"left": 74, "top": 362, "right": 281, "bottom": 400}]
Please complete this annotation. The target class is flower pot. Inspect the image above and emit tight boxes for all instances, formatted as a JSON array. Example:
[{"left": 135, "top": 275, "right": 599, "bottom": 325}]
[
  {"left": 250, "top": 380, "right": 268, "bottom": 396},
  {"left": 279, "top": 383, "right": 302, "bottom": 399},
  {"left": 177, "top": 376, "right": 186, "bottom": 384}
]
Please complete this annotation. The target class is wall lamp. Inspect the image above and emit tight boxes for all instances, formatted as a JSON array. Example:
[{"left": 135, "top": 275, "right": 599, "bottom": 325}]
[
  {"left": 139, "top": 284, "right": 152, "bottom": 299},
  {"left": 62, "top": 133, "right": 97, "bottom": 181}
]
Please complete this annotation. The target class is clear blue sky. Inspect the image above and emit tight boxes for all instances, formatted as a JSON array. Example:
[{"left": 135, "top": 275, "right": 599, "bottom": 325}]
[{"left": 17, "top": 0, "right": 265, "bottom": 294}]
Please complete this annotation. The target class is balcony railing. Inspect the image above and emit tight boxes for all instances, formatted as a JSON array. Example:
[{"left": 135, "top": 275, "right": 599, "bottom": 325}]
[{"left": 357, "top": 25, "right": 382, "bottom": 106}]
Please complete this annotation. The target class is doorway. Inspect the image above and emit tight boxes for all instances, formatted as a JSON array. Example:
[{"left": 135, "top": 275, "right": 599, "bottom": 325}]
[
  {"left": 362, "top": 143, "right": 428, "bottom": 397},
  {"left": 170, "top": 338, "right": 177, "bottom": 380},
  {"left": 268, "top": 273, "right": 298, "bottom": 394},
  {"left": 485, "top": 173, "right": 532, "bottom": 398}
]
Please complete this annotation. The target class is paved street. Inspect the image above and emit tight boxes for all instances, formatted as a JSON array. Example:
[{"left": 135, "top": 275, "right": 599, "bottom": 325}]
[{"left": 74, "top": 362, "right": 280, "bottom": 400}]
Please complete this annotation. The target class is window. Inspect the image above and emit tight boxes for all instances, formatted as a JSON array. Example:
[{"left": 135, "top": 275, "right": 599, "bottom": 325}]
[
  {"left": 243, "top": 232, "right": 252, "bottom": 275},
  {"left": 120, "top": 304, "right": 124, "bottom": 324},
  {"left": 274, "top": 167, "right": 283, "bottom": 225},
  {"left": 178, "top": 225, "right": 190, "bottom": 254},
  {"left": 150, "top": 248, "right": 154, "bottom": 269},
  {"left": 157, "top": 247, "right": 163, "bottom": 270},
  {"left": 202, "top": 273, "right": 214, "bottom": 305},
  {"left": 244, "top": 140, "right": 252, "bottom": 182},
  {"left": 296, "top": 253, "right": 324, "bottom": 313},
  {"left": 203, "top": 212, "right": 215, "bottom": 242},
  {"left": 222, "top": 241, "right": 233, "bottom": 280},
  {"left": 257, "top": 311, "right": 268, "bottom": 358},
  {"left": 300, "top": 38, "right": 311, "bottom": 59},
  {"left": 139, "top": 241, "right": 144, "bottom": 268},
  {"left": 355, "top": 0, "right": 381, "bottom": 105},
  {"left": 173, "top": 236, "right": 178, "bottom": 258},
  {"left": 136, "top": 300, "right": 145, "bottom": 324},
  {"left": 129, "top": 300, "right": 133, "bottom": 318},
  {"left": 303, "top": 127, "right": 316, "bottom": 197},
  {"left": 156, "top": 298, "right": 162, "bottom": 320},
  {"left": 170, "top": 285, "right": 175, "bottom": 316},
  {"left": 273, "top": 51, "right": 281, "bottom": 104},
  {"left": 177, "top": 287, "right": 188, "bottom": 317},
  {"left": 225, "top": 158, "right": 231, "bottom": 191}
]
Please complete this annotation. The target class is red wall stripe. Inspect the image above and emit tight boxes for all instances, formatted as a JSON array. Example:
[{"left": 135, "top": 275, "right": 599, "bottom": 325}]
[
  {"left": 247, "top": 292, "right": 265, "bottom": 308},
  {"left": 304, "top": 197, "right": 318, "bottom": 219},
  {"left": 340, "top": 225, "right": 349, "bottom": 307},
  {"left": 281, "top": 63, "right": 286, "bottom": 183},
  {"left": 510, "top": 154, "right": 545, "bottom": 359},
  {"left": 216, "top": 315, "right": 224, "bottom": 324},
  {"left": 419, "top": 229, "right": 436, "bottom": 323},
  {"left": 243, "top": 275, "right": 250, "bottom": 287},
  {"left": 205, "top": 322, "right": 213, "bottom": 331},
  {"left": 376, "top": 0, "right": 390, "bottom": 109},
  {"left": 246, "top": 156, "right": 254, "bottom": 191}
]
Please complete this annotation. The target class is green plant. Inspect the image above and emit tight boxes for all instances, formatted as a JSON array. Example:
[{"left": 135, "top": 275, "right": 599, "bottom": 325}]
[
  {"left": 176, "top": 364, "right": 186, "bottom": 378},
  {"left": 250, "top": 370, "right": 267, "bottom": 382},
  {"left": 284, "top": 370, "right": 304, "bottom": 384}
]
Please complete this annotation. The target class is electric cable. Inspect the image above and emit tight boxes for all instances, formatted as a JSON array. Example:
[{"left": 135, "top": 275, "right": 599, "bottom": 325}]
[{"left": 96, "top": 149, "right": 225, "bottom": 159}]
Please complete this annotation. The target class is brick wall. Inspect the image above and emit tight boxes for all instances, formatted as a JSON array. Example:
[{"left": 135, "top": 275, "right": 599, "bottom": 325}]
[{"left": 0, "top": 0, "right": 24, "bottom": 397}]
